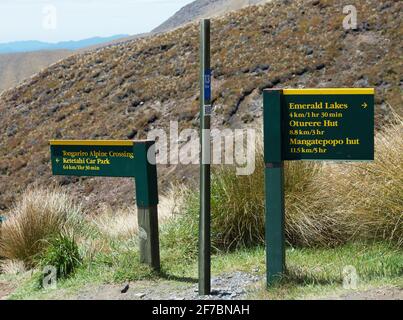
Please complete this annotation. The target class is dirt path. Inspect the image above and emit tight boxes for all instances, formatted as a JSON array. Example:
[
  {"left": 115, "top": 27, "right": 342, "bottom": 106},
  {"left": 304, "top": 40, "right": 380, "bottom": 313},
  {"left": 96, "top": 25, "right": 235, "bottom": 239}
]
[
  {"left": 74, "top": 272, "right": 262, "bottom": 300},
  {"left": 72, "top": 273, "right": 402, "bottom": 300},
  {"left": 323, "top": 287, "right": 403, "bottom": 300}
]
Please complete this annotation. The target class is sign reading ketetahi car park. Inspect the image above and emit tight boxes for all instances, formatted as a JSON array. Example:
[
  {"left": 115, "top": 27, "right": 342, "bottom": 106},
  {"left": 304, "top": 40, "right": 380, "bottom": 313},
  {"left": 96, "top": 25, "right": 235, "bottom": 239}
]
[
  {"left": 263, "top": 88, "right": 374, "bottom": 286},
  {"left": 50, "top": 139, "right": 160, "bottom": 270}
]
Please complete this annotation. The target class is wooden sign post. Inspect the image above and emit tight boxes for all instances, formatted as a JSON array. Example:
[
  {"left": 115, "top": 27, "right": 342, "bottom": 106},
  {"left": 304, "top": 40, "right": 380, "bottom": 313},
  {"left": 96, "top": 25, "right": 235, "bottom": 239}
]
[
  {"left": 50, "top": 139, "right": 160, "bottom": 271},
  {"left": 263, "top": 88, "right": 375, "bottom": 285}
]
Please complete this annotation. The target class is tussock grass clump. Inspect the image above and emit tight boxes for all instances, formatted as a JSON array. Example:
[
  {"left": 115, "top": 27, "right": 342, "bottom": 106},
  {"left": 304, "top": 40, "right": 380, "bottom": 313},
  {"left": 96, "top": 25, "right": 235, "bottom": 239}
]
[
  {"left": 0, "top": 188, "right": 82, "bottom": 266},
  {"left": 327, "top": 113, "right": 403, "bottom": 247},
  {"left": 283, "top": 161, "right": 350, "bottom": 247},
  {"left": 210, "top": 153, "right": 266, "bottom": 250}
]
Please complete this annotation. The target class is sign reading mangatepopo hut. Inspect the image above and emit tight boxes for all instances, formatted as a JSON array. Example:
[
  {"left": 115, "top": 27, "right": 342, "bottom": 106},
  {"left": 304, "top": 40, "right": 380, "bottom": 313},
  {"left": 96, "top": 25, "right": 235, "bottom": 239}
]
[
  {"left": 263, "top": 88, "right": 374, "bottom": 285},
  {"left": 50, "top": 139, "right": 160, "bottom": 270}
]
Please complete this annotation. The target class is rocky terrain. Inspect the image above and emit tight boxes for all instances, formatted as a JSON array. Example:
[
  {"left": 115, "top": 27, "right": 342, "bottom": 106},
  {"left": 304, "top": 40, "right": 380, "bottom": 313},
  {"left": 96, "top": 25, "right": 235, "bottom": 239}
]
[{"left": 0, "top": 0, "right": 401, "bottom": 212}]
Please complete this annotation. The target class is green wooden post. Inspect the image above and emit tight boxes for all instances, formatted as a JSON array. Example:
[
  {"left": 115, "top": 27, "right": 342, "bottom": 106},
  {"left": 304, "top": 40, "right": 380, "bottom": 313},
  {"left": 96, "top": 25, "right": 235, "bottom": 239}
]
[
  {"left": 135, "top": 141, "right": 160, "bottom": 271},
  {"left": 137, "top": 206, "right": 160, "bottom": 270},
  {"left": 263, "top": 89, "right": 285, "bottom": 285},
  {"left": 199, "top": 18, "right": 211, "bottom": 295}
]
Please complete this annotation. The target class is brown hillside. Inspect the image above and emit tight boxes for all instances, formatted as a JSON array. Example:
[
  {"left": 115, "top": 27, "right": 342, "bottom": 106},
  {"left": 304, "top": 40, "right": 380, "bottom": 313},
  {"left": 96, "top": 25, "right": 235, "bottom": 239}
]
[
  {"left": 0, "top": 0, "right": 402, "bottom": 211},
  {"left": 0, "top": 50, "right": 72, "bottom": 92}
]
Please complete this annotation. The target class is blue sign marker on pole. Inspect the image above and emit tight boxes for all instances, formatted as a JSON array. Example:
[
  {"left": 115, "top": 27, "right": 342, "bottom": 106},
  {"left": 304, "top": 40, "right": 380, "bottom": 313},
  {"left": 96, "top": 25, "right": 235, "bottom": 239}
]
[{"left": 204, "top": 69, "right": 211, "bottom": 101}]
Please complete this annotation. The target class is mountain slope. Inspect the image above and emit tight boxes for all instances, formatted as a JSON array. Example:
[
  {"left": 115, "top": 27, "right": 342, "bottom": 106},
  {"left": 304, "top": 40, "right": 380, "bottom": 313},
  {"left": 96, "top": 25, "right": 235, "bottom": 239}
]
[
  {"left": 0, "top": 0, "right": 401, "bottom": 211},
  {"left": 0, "top": 35, "right": 131, "bottom": 92},
  {"left": 153, "top": 0, "right": 269, "bottom": 33},
  {"left": 0, "top": 50, "right": 72, "bottom": 91}
]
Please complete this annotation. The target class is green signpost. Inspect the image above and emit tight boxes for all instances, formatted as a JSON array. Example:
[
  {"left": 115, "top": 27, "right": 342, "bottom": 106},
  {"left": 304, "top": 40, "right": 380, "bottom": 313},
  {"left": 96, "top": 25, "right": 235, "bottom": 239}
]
[
  {"left": 50, "top": 139, "right": 160, "bottom": 270},
  {"left": 263, "top": 88, "right": 374, "bottom": 285}
]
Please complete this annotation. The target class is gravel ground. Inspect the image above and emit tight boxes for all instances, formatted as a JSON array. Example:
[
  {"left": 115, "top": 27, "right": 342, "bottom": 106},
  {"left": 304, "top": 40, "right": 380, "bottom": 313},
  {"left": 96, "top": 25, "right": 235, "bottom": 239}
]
[{"left": 75, "top": 272, "right": 263, "bottom": 300}]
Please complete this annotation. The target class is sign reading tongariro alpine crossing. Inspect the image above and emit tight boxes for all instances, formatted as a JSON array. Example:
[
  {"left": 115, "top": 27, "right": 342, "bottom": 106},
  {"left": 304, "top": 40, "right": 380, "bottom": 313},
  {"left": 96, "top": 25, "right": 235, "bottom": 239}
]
[{"left": 50, "top": 139, "right": 160, "bottom": 271}]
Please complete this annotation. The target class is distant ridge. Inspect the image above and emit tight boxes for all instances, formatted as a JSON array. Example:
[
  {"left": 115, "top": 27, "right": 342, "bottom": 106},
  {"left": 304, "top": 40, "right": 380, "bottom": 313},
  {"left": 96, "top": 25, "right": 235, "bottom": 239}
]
[{"left": 0, "top": 35, "right": 129, "bottom": 54}]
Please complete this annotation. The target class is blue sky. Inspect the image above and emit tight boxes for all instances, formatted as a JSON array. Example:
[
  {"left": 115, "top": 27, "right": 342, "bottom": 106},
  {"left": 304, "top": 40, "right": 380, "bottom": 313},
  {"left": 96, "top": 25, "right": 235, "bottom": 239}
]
[{"left": 0, "top": 0, "right": 194, "bottom": 43}]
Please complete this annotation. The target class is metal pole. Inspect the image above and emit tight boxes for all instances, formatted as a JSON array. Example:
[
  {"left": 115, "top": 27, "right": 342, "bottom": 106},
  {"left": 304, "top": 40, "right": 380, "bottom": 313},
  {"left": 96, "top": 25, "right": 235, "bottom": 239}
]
[{"left": 199, "top": 19, "right": 211, "bottom": 295}]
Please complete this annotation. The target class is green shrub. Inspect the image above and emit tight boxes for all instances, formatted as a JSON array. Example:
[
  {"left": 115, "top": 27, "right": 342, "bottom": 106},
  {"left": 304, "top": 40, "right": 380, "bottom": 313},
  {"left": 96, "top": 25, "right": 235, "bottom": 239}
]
[{"left": 38, "top": 232, "right": 82, "bottom": 279}]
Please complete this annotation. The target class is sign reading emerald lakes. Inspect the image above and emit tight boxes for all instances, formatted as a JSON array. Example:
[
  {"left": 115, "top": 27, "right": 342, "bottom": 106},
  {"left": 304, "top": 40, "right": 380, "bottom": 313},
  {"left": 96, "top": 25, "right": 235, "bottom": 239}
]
[
  {"left": 282, "top": 88, "right": 374, "bottom": 160},
  {"left": 50, "top": 139, "right": 160, "bottom": 271},
  {"left": 263, "top": 88, "right": 375, "bottom": 287}
]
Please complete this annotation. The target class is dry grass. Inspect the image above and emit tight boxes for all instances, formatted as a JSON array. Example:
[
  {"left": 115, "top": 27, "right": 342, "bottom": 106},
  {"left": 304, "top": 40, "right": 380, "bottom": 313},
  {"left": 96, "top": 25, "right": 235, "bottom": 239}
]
[
  {"left": 326, "top": 111, "right": 403, "bottom": 246},
  {"left": 283, "top": 112, "right": 402, "bottom": 247},
  {"left": 91, "top": 204, "right": 138, "bottom": 240},
  {"left": 0, "top": 259, "right": 26, "bottom": 275},
  {"left": 210, "top": 150, "right": 266, "bottom": 249},
  {"left": 90, "top": 188, "right": 182, "bottom": 240},
  {"left": 283, "top": 161, "right": 351, "bottom": 247},
  {"left": 0, "top": 187, "right": 81, "bottom": 266}
]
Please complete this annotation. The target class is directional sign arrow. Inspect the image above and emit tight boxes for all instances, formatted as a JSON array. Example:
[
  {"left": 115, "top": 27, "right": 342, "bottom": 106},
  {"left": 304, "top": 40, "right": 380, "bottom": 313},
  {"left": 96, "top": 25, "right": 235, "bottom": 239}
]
[
  {"left": 362, "top": 102, "right": 368, "bottom": 109},
  {"left": 56, "top": 158, "right": 60, "bottom": 163}
]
